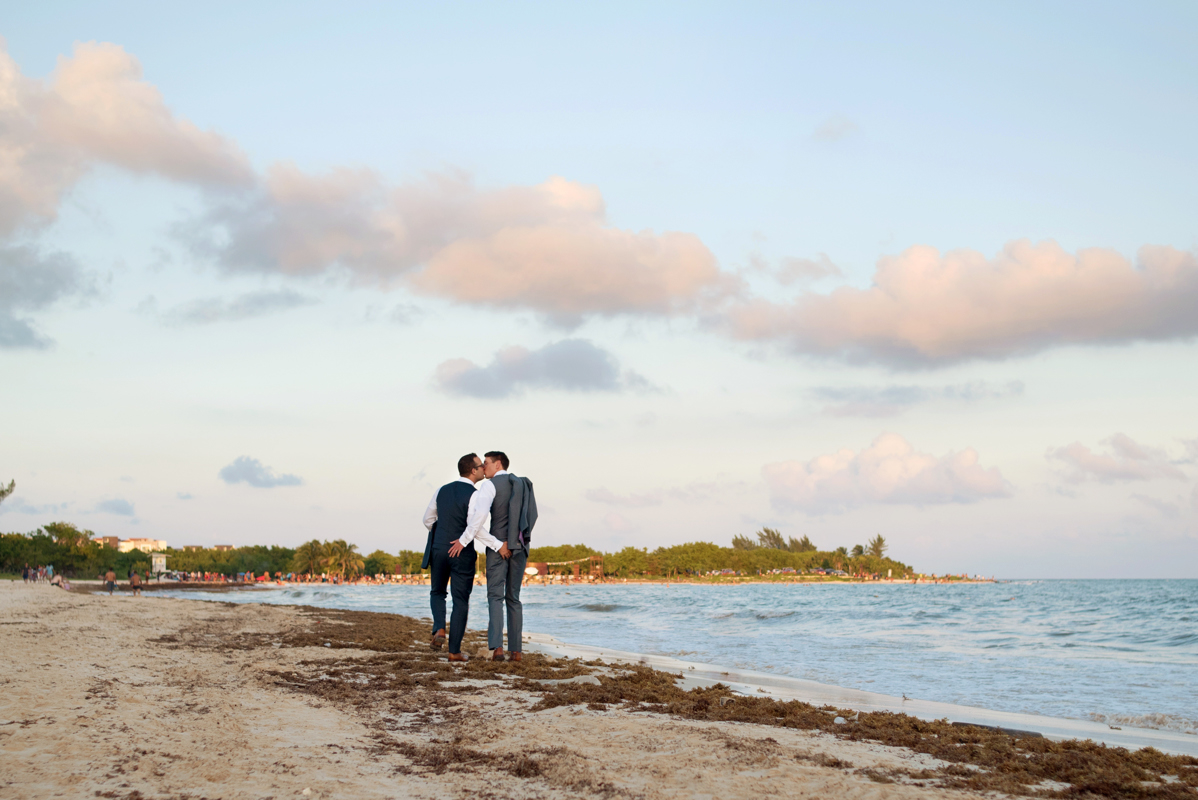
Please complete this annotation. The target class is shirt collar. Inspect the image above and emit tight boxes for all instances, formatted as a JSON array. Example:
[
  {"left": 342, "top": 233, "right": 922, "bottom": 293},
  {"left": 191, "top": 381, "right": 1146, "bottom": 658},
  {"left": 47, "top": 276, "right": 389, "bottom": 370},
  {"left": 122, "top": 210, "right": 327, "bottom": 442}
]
[
  {"left": 494, "top": 469, "right": 509, "bottom": 477},
  {"left": 456, "top": 477, "right": 475, "bottom": 486}
]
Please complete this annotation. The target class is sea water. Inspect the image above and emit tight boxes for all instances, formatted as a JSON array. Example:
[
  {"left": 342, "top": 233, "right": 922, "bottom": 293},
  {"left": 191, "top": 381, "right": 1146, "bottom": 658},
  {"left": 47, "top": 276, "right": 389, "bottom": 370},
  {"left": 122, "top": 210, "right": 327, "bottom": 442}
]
[{"left": 158, "top": 579, "right": 1198, "bottom": 734}]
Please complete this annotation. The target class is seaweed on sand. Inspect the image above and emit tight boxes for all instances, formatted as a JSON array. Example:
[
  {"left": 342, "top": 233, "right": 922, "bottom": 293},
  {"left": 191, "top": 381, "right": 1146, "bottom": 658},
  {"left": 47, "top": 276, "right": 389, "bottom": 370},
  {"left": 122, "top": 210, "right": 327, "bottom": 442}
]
[
  {"left": 181, "top": 604, "right": 1198, "bottom": 799},
  {"left": 522, "top": 667, "right": 1198, "bottom": 798}
]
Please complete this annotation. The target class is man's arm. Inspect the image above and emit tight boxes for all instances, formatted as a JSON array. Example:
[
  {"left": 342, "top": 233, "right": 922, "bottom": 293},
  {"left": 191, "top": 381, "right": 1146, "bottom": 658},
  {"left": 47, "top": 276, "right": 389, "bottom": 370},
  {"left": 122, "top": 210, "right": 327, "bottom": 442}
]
[
  {"left": 449, "top": 481, "right": 506, "bottom": 557},
  {"left": 422, "top": 489, "right": 439, "bottom": 531}
]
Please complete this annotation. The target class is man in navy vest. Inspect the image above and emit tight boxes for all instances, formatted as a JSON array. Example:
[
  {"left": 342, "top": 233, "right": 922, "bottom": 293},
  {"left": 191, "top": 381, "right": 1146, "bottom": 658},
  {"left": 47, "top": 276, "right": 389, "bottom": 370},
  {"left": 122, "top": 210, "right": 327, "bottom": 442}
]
[{"left": 421, "top": 453, "right": 494, "bottom": 661}]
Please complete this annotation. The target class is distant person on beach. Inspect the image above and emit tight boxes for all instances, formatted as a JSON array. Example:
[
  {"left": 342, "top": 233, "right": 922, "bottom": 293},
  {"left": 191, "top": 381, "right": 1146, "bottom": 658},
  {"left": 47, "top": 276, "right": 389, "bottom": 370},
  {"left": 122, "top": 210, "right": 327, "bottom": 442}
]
[
  {"left": 22, "top": 564, "right": 30, "bottom": 583},
  {"left": 422, "top": 453, "right": 489, "bottom": 661},
  {"left": 130, "top": 571, "right": 142, "bottom": 596},
  {"left": 472, "top": 451, "right": 537, "bottom": 662},
  {"left": 105, "top": 568, "right": 117, "bottom": 595}
]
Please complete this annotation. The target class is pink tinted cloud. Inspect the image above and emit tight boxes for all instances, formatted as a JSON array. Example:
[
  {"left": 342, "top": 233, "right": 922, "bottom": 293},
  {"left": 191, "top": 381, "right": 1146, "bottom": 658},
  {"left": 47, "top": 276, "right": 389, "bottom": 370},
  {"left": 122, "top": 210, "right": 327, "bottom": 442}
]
[
  {"left": 0, "top": 40, "right": 251, "bottom": 233},
  {"left": 724, "top": 240, "right": 1198, "bottom": 365},
  {"left": 763, "top": 433, "right": 1010, "bottom": 514},
  {"left": 1047, "top": 433, "right": 1187, "bottom": 483},
  {"left": 185, "top": 168, "right": 732, "bottom": 321}
]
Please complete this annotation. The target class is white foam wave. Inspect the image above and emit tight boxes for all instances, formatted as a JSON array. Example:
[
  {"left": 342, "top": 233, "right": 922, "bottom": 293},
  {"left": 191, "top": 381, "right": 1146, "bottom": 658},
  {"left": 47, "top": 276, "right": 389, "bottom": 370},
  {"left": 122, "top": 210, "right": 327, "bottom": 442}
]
[{"left": 1088, "top": 712, "right": 1198, "bottom": 736}]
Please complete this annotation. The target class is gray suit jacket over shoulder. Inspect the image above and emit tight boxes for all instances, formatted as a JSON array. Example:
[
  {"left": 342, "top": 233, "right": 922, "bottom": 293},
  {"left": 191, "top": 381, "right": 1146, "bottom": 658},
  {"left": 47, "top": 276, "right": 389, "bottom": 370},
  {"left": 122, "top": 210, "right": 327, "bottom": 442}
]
[{"left": 491, "top": 473, "right": 537, "bottom": 550}]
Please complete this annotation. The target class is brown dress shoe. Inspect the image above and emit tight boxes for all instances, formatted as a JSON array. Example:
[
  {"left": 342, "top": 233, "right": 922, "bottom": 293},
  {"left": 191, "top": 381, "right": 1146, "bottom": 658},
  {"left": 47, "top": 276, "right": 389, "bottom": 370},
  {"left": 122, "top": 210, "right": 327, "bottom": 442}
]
[
  {"left": 447, "top": 652, "right": 468, "bottom": 662},
  {"left": 492, "top": 647, "right": 506, "bottom": 662},
  {"left": 430, "top": 629, "right": 446, "bottom": 650},
  {"left": 510, "top": 651, "right": 522, "bottom": 662}
]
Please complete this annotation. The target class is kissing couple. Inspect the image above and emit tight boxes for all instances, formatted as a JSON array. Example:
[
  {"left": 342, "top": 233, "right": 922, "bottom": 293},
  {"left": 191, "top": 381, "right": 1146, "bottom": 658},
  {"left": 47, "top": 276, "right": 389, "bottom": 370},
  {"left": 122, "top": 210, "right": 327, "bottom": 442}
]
[{"left": 420, "top": 451, "right": 537, "bottom": 662}]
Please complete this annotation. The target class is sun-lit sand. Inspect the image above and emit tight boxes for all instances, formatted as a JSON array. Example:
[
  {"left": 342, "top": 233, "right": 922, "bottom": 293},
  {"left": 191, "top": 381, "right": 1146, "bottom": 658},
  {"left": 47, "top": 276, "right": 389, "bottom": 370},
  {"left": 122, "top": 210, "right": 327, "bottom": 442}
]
[{"left": 0, "top": 582, "right": 995, "bottom": 799}]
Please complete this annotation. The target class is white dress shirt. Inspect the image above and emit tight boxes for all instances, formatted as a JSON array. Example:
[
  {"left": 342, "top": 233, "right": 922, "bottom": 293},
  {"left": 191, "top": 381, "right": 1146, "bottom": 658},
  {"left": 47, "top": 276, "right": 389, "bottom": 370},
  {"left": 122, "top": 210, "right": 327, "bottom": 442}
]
[
  {"left": 421, "top": 477, "right": 504, "bottom": 552},
  {"left": 459, "top": 470, "right": 510, "bottom": 551}
]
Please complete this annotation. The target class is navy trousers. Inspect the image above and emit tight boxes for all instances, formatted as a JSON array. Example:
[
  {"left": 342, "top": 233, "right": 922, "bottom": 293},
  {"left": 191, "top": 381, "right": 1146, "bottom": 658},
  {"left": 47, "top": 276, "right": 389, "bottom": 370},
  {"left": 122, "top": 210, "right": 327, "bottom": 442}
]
[{"left": 429, "top": 542, "right": 476, "bottom": 654}]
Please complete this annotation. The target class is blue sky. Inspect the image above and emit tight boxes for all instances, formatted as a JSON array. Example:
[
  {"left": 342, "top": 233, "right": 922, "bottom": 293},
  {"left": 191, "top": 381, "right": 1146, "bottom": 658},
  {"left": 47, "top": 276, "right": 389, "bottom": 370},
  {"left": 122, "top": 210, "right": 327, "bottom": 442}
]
[{"left": 2, "top": 2, "right": 1196, "bottom": 577}]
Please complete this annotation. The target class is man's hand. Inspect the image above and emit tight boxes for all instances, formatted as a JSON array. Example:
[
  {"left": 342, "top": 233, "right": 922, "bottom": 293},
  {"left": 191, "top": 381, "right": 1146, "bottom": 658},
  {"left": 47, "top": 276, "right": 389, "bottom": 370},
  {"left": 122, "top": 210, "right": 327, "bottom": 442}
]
[
  {"left": 498, "top": 543, "right": 511, "bottom": 560},
  {"left": 448, "top": 541, "right": 465, "bottom": 558}
]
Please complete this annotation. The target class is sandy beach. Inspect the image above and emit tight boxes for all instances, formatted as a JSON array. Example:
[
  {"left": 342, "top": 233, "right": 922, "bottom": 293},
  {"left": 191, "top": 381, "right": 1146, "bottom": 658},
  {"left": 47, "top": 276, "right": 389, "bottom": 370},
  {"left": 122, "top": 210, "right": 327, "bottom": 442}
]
[{"left": 2, "top": 582, "right": 1194, "bottom": 799}]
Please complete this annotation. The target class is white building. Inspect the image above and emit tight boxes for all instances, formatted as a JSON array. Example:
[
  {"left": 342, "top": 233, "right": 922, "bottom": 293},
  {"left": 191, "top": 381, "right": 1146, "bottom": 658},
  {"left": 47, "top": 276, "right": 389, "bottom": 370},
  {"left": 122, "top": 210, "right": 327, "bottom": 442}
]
[{"left": 117, "top": 538, "right": 168, "bottom": 553}]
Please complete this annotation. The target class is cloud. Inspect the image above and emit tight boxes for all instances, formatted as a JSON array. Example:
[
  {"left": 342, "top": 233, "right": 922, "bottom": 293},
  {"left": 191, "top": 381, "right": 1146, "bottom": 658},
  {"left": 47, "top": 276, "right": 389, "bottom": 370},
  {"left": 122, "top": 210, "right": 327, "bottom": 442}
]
[
  {"left": 813, "top": 114, "right": 857, "bottom": 142},
  {"left": 0, "top": 497, "right": 70, "bottom": 516},
  {"left": 95, "top": 498, "right": 135, "bottom": 516},
  {"left": 585, "top": 488, "right": 664, "bottom": 508},
  {"left": 1047, "top": 433, "right": 1188, "bottom": 483},
  {"left": 4, "top": 42, "right": 731, "bottom": 325},
  {"left": 0, "top": 244, "right": 95, "bottom": 348},
  {"left": 434, "top": 339, "right": 652, "bottom": 399},
  {"left": 1131, "top": 493, "right": 1180, "bottom": 519},
  {"left": 163, "top": 288, "right": 315, "bottom": 325},
  {"left": 763, "top": 433, "right": 1010, "bottom": 514},
  {"left": 218, "top": 456, "right": 303, "bottom": 488},
  {"left": 176, "top": 492, "right": 193, "bottom": 500},
  {"left": 180, "top": 170, "right": 732, "bottom": 323},
  {"left": 723, "top": 240, "right": 1198, "bottom": 366},
  {"left": 776, "top": 254, "right": 842, "bottom": 285},
  {"left": 1192, "top": 484, "right": 1198, "bottom": 513},
  {"left": 0, "top": 40, "right": 252, "bottom": 234},
  {"left": 813, "top": 380, "right": 1024, "bottom": 418}
]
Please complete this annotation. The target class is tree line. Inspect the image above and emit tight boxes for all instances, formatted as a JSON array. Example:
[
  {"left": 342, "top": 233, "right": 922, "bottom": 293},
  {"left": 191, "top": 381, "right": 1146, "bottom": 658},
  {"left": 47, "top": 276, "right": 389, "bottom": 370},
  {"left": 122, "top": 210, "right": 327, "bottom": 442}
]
[
  {"left": 0, "top": 523, "right": 296, "bottom": 579},
  {"left": 2, "top": 520, "right": 912, "bottom": 581}
]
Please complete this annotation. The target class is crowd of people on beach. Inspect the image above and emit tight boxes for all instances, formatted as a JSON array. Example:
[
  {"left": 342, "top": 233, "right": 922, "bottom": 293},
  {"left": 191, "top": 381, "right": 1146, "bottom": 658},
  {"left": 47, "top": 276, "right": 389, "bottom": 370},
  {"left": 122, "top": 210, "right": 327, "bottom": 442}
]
[{"left": 20, "top": 563, "right": 70, "bottom": 590}]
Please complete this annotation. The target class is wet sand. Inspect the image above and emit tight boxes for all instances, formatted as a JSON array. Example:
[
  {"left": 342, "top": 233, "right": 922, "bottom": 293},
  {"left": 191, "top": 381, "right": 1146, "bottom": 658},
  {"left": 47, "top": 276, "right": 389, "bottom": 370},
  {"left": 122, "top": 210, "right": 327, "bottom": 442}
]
[{"left": 2, "top": 582, "right": 1193, "bottom": 799}]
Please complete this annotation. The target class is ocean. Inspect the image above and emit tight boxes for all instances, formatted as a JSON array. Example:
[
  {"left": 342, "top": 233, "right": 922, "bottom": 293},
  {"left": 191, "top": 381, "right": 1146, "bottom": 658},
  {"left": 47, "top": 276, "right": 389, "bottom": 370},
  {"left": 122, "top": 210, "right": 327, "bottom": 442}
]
[{"left": 158, "top": 578, "right": 1198, "bottom": 735}]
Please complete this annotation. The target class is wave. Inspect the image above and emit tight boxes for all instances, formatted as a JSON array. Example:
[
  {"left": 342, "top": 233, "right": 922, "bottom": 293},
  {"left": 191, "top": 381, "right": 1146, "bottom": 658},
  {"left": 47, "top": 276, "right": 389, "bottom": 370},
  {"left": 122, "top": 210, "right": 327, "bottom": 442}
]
[
  {"left": 577, "top": 603, "right": 623, "bottom": 613},
  {"left": 1087, "top": 712, "right": 1198, "bottom": 736}
]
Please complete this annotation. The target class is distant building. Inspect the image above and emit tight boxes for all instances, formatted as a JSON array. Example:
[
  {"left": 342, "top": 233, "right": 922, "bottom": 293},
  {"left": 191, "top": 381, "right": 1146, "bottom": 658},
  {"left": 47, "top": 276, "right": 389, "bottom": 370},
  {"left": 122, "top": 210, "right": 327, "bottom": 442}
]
[
  {"left": 118, "top": 538, "right": 168, "bottom": 553},
  {"left": 212, "top": 545, "right": 234, "bottom": 552},
  {"left": 92, "top": 536, "right": 120, "bottom": 548},
  {"left": 183, "top": 545, "right": 204, "bottom": 552}
]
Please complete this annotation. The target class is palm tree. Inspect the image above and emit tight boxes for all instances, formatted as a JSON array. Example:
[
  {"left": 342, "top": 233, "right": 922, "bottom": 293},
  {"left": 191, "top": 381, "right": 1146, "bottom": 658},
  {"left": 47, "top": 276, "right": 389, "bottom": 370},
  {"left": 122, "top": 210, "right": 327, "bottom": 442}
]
[
  {"left": 756, "top": 528, "right": 786, "bottom": 549},
  {"left": 323, "top": 539, "right": 364, "bottom": 580},
  {"left": 851, "top": 544, "right": 865, "bottom": 557},
  {"left": 868, "top": 534, "right": 887, "bottom": 558},
  {"left": 0, "top": 479, "right": 13, "bottom": 506},
  {"left": 291, "top": 539, "right": 326, "bottom": 576},
  {"left": 788, "top": 535, "right": 817, "bottom": 553},
  {"left": 833, "top": 546, "right": 848, "bottom": 570}
]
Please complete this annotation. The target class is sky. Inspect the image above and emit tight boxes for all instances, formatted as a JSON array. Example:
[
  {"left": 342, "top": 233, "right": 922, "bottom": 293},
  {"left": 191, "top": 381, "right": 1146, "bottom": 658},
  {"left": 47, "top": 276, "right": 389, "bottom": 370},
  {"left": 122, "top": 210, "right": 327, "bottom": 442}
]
[{"left": 2, "top": 1, "right": 1196, "bottom": 578}]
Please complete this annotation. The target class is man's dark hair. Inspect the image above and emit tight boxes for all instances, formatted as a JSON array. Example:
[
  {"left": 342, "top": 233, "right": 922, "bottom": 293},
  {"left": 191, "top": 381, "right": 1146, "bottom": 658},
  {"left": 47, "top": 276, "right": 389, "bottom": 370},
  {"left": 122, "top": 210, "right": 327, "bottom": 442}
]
[
  {"left": 484, "top": 451, "right": 509, "bottom": 470},
  {"left": 457, "top": 453, "right": 480, "bottom": 477}
]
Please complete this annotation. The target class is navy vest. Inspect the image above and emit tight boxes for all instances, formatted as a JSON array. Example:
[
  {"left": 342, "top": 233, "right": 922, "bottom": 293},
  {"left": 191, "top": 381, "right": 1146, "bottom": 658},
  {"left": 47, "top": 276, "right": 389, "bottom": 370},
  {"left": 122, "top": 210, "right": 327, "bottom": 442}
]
[{"left": 434, "top": 480, "right": 476, "bottom": 547}]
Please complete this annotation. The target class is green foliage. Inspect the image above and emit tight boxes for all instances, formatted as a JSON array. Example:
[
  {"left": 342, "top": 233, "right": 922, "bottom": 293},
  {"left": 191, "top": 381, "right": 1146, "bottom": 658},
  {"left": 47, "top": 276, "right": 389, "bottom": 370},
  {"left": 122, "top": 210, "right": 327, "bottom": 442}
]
[
  {"left": 527, "top": 543, "right": 598, "bottom": 563},
  {"left": 868, "top": 534, "right": 888, "bottom": 558},
  {"left": 756, "top": 527, "right": 786, "bottom": 549},
  {"left": 791, "top": 535, "right": 817, "bottom": 552},
  {"left": 163, "top": 544, "right": 296, "bottom": 576},
  {"left": 291, "top": 540, "right": 326, "bottom": 574},
  {"left": 0, "top": 479, "right": 14, "bottom": 505},
  {"left": 602, "top": 546, "right": 649, "bottom": 577},
  {"left": 393, "top": 550, "right": 426, "bottom": 575},
  {"left": 730, "top": 534, "right": 757, "bottom": 551},
  {"left": 0, "top": 522, "right": 914, "bottom": 583},
  {"left": 0, "top": 525, "right": 250, "bottom": 579},
  {"left": 323, "top": 539, "right": 364, "bottom": 579},
  {"left": 363, "top": 549, "right": 397, "bottom": 576}
]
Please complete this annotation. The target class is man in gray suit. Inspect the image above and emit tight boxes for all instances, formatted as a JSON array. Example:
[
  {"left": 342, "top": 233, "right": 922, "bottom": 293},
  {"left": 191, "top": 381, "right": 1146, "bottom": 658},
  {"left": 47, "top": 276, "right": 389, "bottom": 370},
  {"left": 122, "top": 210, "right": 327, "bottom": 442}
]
[{"left": 478, "top": 451, "right": 527, "bottom": 661}]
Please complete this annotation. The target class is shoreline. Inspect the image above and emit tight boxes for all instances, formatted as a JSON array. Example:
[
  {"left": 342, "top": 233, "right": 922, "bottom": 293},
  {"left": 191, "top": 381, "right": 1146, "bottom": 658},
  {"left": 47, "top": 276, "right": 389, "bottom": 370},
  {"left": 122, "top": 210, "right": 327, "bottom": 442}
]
[
  {"left": 4, "top": 582, "right": 1197, "bottom": 798},
  {"left": 520, "top": 633, "right": 1198, "bottom": 757},
  {"left": 121, "top": 581, "right": 1198, "bottom": 756}
]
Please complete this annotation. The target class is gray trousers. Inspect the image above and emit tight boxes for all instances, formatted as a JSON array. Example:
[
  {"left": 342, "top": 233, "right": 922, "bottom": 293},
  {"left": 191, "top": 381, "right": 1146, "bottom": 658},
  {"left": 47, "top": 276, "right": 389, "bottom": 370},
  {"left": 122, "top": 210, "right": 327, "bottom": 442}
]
[{"left": 485, "top": 547, "right": 526, "bottom": 652}]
